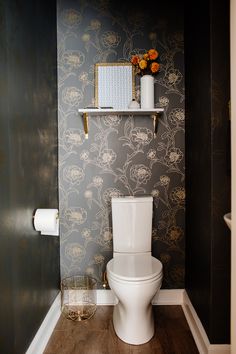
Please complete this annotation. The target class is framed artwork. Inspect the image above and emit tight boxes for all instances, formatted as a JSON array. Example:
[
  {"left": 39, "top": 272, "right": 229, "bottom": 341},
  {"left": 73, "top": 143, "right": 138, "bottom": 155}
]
[{"left": 95, "top": 63, "right": 135, "bottom": 110}]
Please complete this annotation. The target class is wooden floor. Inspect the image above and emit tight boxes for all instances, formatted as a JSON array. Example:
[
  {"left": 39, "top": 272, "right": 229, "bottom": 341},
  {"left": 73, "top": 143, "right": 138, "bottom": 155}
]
[{"left": 44, "top": 305, "right": 199, "bottom": 354}]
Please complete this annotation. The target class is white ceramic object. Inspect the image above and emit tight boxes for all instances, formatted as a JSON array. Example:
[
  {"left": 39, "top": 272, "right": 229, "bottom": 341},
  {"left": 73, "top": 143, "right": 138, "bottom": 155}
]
[
  {"left": 140, "top": 75, "right": 154, "bottom": 109},
  {"left": 106, "top": 196, "right": 163, "bottom": 345},
  {"left": 128, "top": 99, "right": 140, "bottom": 109},
  {"left": 107, "top": 254, "right": 162, "bottom": 345},
  {"left": 224, "top": 212, "right": 231, "bottom": 230},
  {"left": 111, "top": 196, "right": 153, "bottom": 253}
]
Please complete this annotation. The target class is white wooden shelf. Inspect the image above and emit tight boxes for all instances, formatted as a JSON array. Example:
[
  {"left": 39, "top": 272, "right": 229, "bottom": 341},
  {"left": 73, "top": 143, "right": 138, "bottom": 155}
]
[
  {"left": 78, "top": 108, "right": 164, "bottom": 115},
  {"left": 78, "top": 108, "right": 164, "bottom": 138}
]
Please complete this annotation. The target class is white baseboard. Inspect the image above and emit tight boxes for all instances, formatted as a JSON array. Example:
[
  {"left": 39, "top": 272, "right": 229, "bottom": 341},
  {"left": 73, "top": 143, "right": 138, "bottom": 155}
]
[
  {"left": 97, "top": 288, "right": 184, "bottom": 305},
  {"left": 152, "top": 289, "right": 184, "bottom": 305},
  {"left": 26, "top": 289, "right": 231, "bottom": 354},
  {"left": 25, "top": 292, "right": 61, "bottom": 354},
  {"left": 182, "top": 290, "right": 230, "bottom": 354},
  {"left": 97, "top": 289, "right": 118, "bottom": 305}
]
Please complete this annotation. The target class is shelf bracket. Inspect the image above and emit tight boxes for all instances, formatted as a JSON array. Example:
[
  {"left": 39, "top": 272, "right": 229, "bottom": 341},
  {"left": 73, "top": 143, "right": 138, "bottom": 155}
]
[
  {"left": 151, "top": 113, "right": 158, "bottom": 138},
  {"left": 83, "top": 113, "right": 89, "bottom": 139}
]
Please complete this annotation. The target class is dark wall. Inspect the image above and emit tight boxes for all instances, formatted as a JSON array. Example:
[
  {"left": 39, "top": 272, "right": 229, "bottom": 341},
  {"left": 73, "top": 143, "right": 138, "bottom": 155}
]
[
  {"left": 185, "top": 0, "right": 231, "bottom": 344},
  {"left": 0, "top": 1, "right": 59, "bottom": 353}
]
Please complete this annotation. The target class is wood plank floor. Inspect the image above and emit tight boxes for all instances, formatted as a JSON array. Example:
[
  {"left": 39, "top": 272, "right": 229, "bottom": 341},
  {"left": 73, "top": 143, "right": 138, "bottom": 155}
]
[{"left": 44, "top": 305, "right": 199, "bottom": 354}]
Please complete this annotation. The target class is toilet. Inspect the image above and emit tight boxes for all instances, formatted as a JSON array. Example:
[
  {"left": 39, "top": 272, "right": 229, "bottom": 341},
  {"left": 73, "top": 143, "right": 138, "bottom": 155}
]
[{"left": 106, "top": 196, "right": 163, "bottom": 345}]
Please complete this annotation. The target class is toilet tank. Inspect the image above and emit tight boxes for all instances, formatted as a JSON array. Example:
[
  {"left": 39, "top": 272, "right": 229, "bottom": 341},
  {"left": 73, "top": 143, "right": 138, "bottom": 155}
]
[{"left": 111, "top": 196, "right": 153, "bottom": 253}]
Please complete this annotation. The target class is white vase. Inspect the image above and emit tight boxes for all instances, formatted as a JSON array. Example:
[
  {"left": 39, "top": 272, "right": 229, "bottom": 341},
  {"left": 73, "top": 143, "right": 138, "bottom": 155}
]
[{"left": 140, "top": 75, "right": 154, "bottom": 109}]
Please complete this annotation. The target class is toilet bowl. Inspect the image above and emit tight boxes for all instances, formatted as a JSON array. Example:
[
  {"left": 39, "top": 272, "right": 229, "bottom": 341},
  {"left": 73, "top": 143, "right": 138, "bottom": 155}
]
[
  {"left": 106, "top": 253, "right": 163, "bottom": 345},
  {"left": 107, "top": 196, "right": 163, "bottom": 345}
]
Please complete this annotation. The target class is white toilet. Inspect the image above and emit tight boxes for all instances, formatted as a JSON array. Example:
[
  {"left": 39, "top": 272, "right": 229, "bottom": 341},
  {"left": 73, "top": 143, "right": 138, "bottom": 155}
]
[{"left": 106, "top": 196, "right": 163, "bottom": 345}]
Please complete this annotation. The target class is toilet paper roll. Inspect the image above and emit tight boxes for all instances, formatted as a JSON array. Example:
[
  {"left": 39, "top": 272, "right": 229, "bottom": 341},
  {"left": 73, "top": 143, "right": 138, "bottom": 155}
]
[{"left": 34, "top": 208, "right": 59, "bottom": 236}]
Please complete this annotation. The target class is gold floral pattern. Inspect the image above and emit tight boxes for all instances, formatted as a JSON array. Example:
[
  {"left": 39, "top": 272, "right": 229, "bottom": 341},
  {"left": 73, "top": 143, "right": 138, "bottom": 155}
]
[
  {"left": 62, "top": 87, "right": 82, "bottom": 106},
  {"left": 104, "top": 115, "right": 122, "bottom": 127},
  {"left": 62, "top": 9, "right": 82, "bottom": 27},
  {"left": 58, "top": 0, "right": 184, "bottom": 288},
  {"left": 169, "top": 108, "right": 185, "bottom": 125},
  {"left": 65, "top": 243, "right": 85, "bottom": 260},
  {"left": 65, "top": 207, "right": 87, "bottom": 225},
  {"left": 101, "top": 31, "right": 121, "bottom": 48},
  {"left": 164, "top": 147, "right": 183, "bottom": 164},
  {"left": 130, "top": 164, "right": 152, "bottom": 185},
  {"left": 64, "top": 129, "right": 85, "bottom": 149},
  {"left": 165, "top": 69, "right": 182, "bottom": 86},
  {"left": 170, "top": 187, "right": 186, "bottom": 204},
  {"left": 160, "top": 175, "right": 170, "bottom": 186},
  {"left": 167, "top": 226, "right": 183, "bottom": 241},
  {"left": 62, "top": 50, "right": 85, "bottom": 70},
  {"left": 103, "top": 188, "right": 122, "bottom": 204},
  {"left": 97, "top": 149, "right": 117, "bottom": 168},
  {"left": 131, "top": 127, "right": 153, "bottom": 145},
  {"left": 63, "top": 165, "right": 85, "bottom": 185}
]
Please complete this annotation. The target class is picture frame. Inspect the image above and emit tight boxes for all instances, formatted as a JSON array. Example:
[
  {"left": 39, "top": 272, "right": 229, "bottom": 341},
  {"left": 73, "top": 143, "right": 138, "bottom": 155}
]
[{"left": 95, "top": 63, "right": 135, "bottom": 110}]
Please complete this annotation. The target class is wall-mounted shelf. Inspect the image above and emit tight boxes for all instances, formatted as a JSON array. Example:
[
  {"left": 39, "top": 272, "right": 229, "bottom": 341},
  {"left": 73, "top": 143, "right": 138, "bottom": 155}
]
[{"left": 78, "top": 108, "right": 164, "bottom": 139}]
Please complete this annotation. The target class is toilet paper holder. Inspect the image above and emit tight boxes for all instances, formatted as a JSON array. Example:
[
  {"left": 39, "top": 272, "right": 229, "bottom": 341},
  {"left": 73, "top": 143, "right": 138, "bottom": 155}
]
[{"left": 33, "top": 208, "right": 59, "bottom": 236}]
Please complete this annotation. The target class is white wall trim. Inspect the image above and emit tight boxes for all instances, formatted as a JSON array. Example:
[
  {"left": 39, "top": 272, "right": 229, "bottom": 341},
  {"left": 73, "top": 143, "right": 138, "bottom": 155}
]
[
  {"left": 25, "top": 292, "right": 61, "bottom": 354},
  {"left": 152, "top": 289, "right": 184, "bottom": 305},
  {"left": 97, "top": 289, "right": 117, "bottom": 305},
  {"left": 182, "top": 290, "right": 230, "bottom": 354},
  {"left": 97, "top": 288, "right": 184, "bottom": 305}
]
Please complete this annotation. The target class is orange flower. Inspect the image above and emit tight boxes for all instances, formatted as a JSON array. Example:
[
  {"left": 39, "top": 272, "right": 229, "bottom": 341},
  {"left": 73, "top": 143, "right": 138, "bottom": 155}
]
[
  {"left": 148, "top": 49, "right": 158, "bottom": 60},
  {"left": 130, "top": 48, "right": 160, "bottom": 76},
  {"left": 139, "top": 59, "right": 147, "bottom": 70},
  {"left": 151, "top": 62, "right": 160, "bottom": 73},
  {"left": 131, "top": 55, "right": 140, "bottom": 65}
]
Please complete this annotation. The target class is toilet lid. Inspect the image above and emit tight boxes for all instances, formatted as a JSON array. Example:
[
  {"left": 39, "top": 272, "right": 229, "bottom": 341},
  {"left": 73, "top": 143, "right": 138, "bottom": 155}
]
[{"left": 107, "top": 254, "right": 163, "bottom": 282}]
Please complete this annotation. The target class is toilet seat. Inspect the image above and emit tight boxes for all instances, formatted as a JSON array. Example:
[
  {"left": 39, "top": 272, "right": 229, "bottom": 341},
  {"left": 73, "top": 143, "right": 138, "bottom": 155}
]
[{"left": 107, "top": 254, "right": 162, "bottom": 282}]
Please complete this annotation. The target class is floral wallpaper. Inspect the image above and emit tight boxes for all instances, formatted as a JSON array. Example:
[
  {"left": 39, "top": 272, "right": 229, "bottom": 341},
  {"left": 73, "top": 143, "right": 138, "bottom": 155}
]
[{"left": 57, "top": 0, "right": 185, "bottom": 288}]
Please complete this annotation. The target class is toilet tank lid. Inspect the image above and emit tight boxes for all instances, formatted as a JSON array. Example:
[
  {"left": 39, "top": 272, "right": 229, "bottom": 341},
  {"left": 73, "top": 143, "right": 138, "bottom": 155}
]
[{"left": 112, "top": 196, "right": 153, "bottom": 203}]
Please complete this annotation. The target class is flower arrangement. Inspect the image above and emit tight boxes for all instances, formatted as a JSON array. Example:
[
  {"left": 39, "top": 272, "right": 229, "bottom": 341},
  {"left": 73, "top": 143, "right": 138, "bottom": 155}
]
[{"left": 130, "top": 49, "right": 160, "bottom": 76}]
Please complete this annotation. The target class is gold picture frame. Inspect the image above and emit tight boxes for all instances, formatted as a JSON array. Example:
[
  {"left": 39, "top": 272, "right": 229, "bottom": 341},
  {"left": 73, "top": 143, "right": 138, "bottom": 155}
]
[{"left": 95, "top": 63, "right": 135, "bottom": 110}]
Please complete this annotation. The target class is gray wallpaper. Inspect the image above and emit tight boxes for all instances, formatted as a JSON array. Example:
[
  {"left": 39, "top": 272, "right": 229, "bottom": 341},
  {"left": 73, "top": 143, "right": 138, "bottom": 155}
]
[{"left": 57, "top": 0, "right": 185, "bottom": 288}]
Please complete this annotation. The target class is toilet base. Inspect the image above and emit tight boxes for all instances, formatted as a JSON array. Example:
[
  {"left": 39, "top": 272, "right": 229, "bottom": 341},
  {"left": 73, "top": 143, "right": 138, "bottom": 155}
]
[
  {"left": 106, "top": 255, "right": 163, "bottom": 345},
  {"left": 112, "top": 301, "right": 155, "bottom": 345}
]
